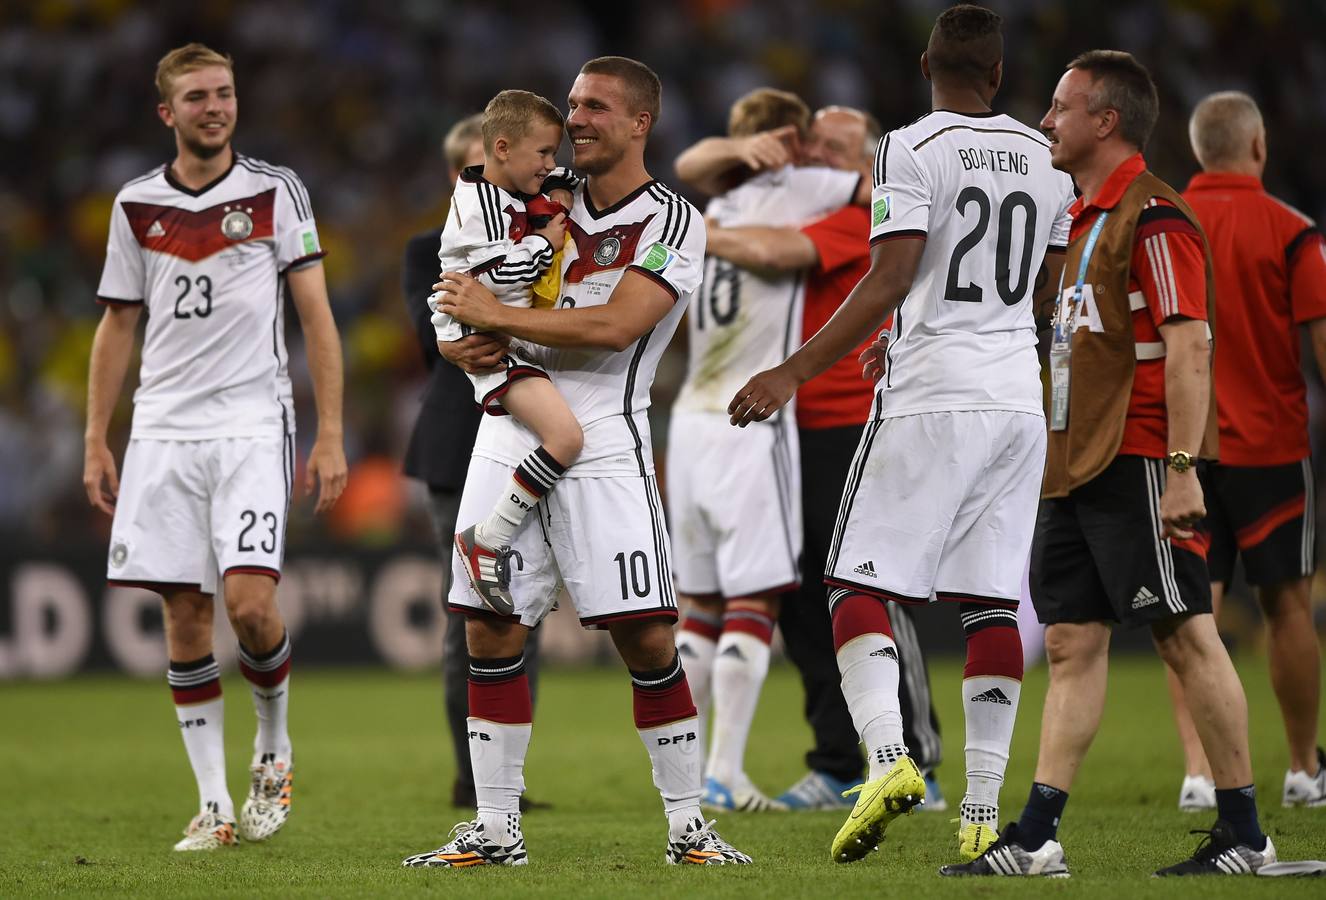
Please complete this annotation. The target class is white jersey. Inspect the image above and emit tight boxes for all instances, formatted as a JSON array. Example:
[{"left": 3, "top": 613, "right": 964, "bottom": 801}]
[
  {"left": 472, "top": 179, "right": 705, "bottom": 477},
  {"left": 96, "top": 155, "right": 325, "bottom": 439},
  {"left": 433, "top": 166, "right": 557, "bottom": 340},
  {"left": 673, "top": 165, "right": 860, "bottom": 414},
  {"left": 869, "top": 110, "right": 1075, "bottom": 419}
]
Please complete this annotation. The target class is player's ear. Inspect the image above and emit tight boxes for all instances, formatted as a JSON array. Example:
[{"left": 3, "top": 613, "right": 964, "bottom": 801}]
[
  {"left": 634, "top": 110, "right": 652, "bottom": 139},
  {"left": 990, "top": 60, "right": 1003, "bottom": 93},
  {"left": 157, "top": 101, "right": 175, "bottom": 129},
  {"left": 920, "top": 51, "right": 932, "bottom": 83},
  {"left": 493, "top": 136, "right": 509, "bottom": 162}
]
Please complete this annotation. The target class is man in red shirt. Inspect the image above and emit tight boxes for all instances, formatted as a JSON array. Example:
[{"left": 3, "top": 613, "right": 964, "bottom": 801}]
[
  {"left": 676, "top": 106, "right": 944, "bottom": 810},
  {"left": 1165, "top": 91, "right": 1326, "bottom": 811}
]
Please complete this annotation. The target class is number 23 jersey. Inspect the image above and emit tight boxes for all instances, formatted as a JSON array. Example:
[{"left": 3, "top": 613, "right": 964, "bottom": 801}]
[
  {"left": 96, "top": 155, "right": 326, "bottom": 440},
  {"left": 871, "top": 110, "right": 1075, "bottom": 419}
]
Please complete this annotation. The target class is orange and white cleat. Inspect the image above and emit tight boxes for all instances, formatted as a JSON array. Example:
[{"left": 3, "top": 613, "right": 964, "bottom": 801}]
[
  {"left": 240, "top": 755, "right": 292, "bottom": 841},
  {"left": 402, "top": 819, "right": 529, "bottom": 868},
  {"left": 665, "top": 818, "right": 753, "bottom": 865},
  {"left": 173, "top": 802, "right": 239, "bottom": 851}
]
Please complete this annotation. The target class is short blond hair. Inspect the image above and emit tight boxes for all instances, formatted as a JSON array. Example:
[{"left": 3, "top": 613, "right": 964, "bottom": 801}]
[
  {"left": 728, "top": 88, "right": 810, "bottom": 139},
  {"left": 155, "top": 42, "right": 234, "bottom": 102},
  {"left": 443, "top": 114, "right": 484, "bottom": 172},
  {"left": 1189, "top": 91, "right": 1263, "bottom": 170},
  {"left": 481, "top": 90, "right": 564, "bottom": 154}
]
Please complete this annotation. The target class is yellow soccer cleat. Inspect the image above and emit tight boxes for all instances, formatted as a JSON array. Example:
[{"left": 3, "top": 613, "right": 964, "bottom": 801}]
[
  {"left": 830, "top": 756, "right": 926, "bottom": 863},
  {"left": 957, "top": 819, "right": 999, "bottom": 862}
]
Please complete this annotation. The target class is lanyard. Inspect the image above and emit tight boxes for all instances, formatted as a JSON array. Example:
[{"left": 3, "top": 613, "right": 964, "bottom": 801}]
[{"left": 1052, "top": 211, "right": 1109, "bottom": 349}]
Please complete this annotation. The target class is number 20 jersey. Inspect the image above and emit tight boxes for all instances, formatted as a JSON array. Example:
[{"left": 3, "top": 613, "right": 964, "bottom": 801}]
[
  {"left": 96, "top": 156, "right": 325, "bottom": 440},
  {"left": 871, "top": 110, "right": 1075, "bottom": 419}
]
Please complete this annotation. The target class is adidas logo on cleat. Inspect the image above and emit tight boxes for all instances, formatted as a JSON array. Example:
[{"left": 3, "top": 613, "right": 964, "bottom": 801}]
[
  {"left": 853, "top": 561, "right": 878, "bottom": 578},
  {"left": 1131, "top": 586, "right": 1160, "bottom": 609},
  {"left": 971, "top": 687, "right": 1012, "bottom": 705},
  {"left": 869, "top": 646, "right": 898, "bottom": 661}
]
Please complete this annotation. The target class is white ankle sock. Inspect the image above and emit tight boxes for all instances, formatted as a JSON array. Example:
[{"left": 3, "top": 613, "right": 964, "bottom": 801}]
[
  {"left": 837, "top": 633, "right": 905, "bottom": 780},
  {"left": 961, "top": 675, "right": 1021, "bottom": 814},
  {"left": 477, "top": 447, "right": 565, "bottom": 549},
  {"left": 470, "top": 718, "right": 531, "bottom": 839},
  {"left": 706, "top": 631, "right": 770, "bottom": 784},
  {"left": 637, "top": 717, "right": 704, "bottom": 837},
  {"left": 176, "top": 695, "right": 232, "bottom": 819},
  {"left": 675, "top": 627, "right": 717, "bottom": 755}
]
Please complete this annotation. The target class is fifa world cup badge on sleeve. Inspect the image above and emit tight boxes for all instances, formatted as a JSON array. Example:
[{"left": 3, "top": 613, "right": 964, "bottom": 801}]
[
  {"left": 641, "top": 242, "right": 676, "bottom": 273},
  {"left": 872, "top": 194, "right": 892, "bottom": 227}
]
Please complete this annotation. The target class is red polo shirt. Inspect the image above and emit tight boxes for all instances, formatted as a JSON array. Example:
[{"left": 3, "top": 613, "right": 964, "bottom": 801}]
[
  {"left": 797, "top": 205, "right": 879, "bottom": 429},
  {"left": 1068, "top": 154, "right": 1209, "bottom": 458},
  {"left": 1183, "top": 172, "right": 1326, "bottom": 465}
]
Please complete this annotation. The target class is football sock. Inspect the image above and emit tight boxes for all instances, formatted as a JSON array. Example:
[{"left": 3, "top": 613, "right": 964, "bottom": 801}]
[
  {"left": 169, "top": 654, "right": 232, "bottom": 818},
  {"left": 1215, "top": 786, "right": 1266, "bottom": 850},
  {"left": 959, "top": 604, "right": 1023, "bottom": 824},
  {"left": 675, "top": 607, "right": 720, "bottom": 746},
  {"left": 630, "top": 653, "right": 704, "bottom": 837},
  {"left": 476, "top": 446, "right": 566, "bottom": 549},
  {"left": 237, "top": 630, "right": 292, "bottom": 763},
  {"left": 830, "top": 589, "right": 905, "bottom": 780},
  {"left": 707, "top": 605, "right": 775, "bottom": 784},
  {"left": 468, "top": 654, "right": 533, "bottom": 841},
  {"left": 1017, "top": 782, "right": 1068, "bottom": 851}
]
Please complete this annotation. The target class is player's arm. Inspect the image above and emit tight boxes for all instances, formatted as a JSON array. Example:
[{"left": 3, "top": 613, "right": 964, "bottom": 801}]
[
  {"left": 1287, "top": 227, "right": 1326, "bottom": 378},
  {"left": 83, "top": 303, "right": 141, "bottom": 514},
  {"left": 729, "top": 236, "right": 924, "bottom": 425},
  {"left": 1033, "top": 249, "right": 1068, "bottom": 331},
  {"left": 706, "top": 223, "right": 819, "bottom": 273},
  {"left": 673, "top": 126, "right": 800, "bottom": 196},
  {"left": 436, "top": 268, "right": 673, "bottom": 352},
  {"left": 287, "top": 263, "right": 348, "bottom": 514}
]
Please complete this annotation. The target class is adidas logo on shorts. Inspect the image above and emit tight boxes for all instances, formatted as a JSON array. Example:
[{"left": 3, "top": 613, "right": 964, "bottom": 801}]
[
  {"left": 1131, "top": 586, "right": 1160, "bottom": 609},
  {"left": 970, "top": 687, "right": 1012, "bottom": 705},
  {"left": 853, "top": 561, "right": 877, "bottom": 578},
  {"left": 869, "top": 646, "right": 898, "bottom": 661}
]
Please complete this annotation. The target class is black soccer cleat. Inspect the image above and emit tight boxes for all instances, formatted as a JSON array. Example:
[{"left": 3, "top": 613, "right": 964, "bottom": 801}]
[
  {"left": 1153, "top": 819, "right": 1277, "bottom": 876},
  {"left": 938, "top": 823, "right": 1070, "bottom": 877}
]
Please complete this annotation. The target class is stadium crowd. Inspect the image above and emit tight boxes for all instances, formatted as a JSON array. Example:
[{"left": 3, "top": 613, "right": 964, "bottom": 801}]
[{"left": 3, "top": 0, "right": 1325, "bottom": 569}]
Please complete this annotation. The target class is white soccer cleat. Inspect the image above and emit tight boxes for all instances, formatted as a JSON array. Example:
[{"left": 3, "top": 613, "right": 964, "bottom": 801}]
[
  {"left": 665, "top": 818, "right": 753, "bottom": 865},
  {"left": 701, "top": 775, "right": 787, "bottom": 812},
  {"left": 240, "top": 755, "right": 293, "bottom": 841},
  {"left": 1282, "top": 749, "right": 1326, "bottom": 808},
  {"left": 173, "top": 802, "right": 239, "bottom": 851},
  {"left": 1178, "top": 774, "right": 1216, "bottom": 811},
  {"left": 402, "top": 819, "right": 529, "bottom": 867}
]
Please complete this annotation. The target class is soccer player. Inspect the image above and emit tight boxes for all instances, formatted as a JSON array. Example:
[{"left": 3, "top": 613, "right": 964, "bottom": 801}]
[
  {"left": 401, "top": 57, "right": 750, "bottom": 868},
  {"left": 83, "top": 43, "right": 346, "bottom": 850},
  {"left": 431, "top": 89, "right": 583, "bottom": 614},
  {"left": 677, "top": 106, "right": 948, "bottom": 812},
  {"left": 728, "top": 5, "right": 1072, "bottom": 863},
  {"left": 947, "top": 53, "right": 1275, "bottom": 878},
  {"left": 666, "top": 87, "right": 866, "bottom": 812},
  {"left": 1163, "top": 91, "right": 1326, "bottom": 811}
]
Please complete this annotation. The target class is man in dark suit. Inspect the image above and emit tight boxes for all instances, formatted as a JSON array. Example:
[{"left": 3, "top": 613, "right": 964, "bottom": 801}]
[{"left": 401, "top": 114, "right": 543, "bottom": 808}]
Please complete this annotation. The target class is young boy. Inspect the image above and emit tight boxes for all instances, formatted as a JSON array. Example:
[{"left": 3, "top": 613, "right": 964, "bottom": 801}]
[{"left": 430, "top": 89, "right": 582, "bottom": 616}]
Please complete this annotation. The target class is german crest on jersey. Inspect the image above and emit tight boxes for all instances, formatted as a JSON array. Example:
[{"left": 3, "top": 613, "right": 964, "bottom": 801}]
[
  {"left": 221, "top": 207, "right": 254, "bottom": 241},
  {"left": 593, "top": 236, "right": 621, "bottom": 266}
]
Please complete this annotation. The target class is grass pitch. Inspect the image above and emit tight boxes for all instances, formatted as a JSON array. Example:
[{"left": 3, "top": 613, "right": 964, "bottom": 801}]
[{"left": 1, "top": 654, "right": 1322, "bottom": 897}]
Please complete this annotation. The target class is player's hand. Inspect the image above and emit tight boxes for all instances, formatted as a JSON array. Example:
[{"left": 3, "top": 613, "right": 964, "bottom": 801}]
[
  {"left": 83, "top": 439, "right": 119, "bottom": 516},
  {"left": 305, "top": 436, "right": 348, "bottom": 515},
  {"left": 729, "top": 363, "right": 799, "bottom": 427},
  {"left": 1159, "top": 469, "right": 1205, "bottom": 541},
  {"left": 738, "top": 125, "right": 801, "bottom": 171},
  {"left": 547, "top": 187, "right": 574, "bottom": 210},
  {"left": 859, "top": 334, "right": 889, "bottom": 384},
  {"left": 438, "top": 333, "right": 509, "bottom": 375},
  {"left": 434, "top": 271, "right": 505, "bottom": 331},
  {"left": 533, "top": 212, "right": 567, "bottom": 248}
]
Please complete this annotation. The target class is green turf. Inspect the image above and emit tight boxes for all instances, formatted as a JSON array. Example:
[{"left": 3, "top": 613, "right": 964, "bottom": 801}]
[{"left": 0, "top": 654, "right": 1321, "bottom": 897}]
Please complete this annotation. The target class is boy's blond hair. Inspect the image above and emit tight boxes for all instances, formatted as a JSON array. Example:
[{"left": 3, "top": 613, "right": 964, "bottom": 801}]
[
  {"left": 481, "top": 90, "right": 565, "bottom": 154},
  {"left": 728, "top": 88, "right": 810, "bottom": 139},
  {"left": 155, "top": 43, "right": 234, "bottom": 102}
]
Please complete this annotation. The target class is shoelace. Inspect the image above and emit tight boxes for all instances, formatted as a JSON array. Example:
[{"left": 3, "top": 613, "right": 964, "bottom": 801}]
[
  {"left": 1181, "top": 828, "right": 1229, "bottom": 862},
  {"left": 493, "top": 547, "right": 524, "bottom": 589},
  {"left": 688, "top": 819, "right": 736, "bottom": 853}
]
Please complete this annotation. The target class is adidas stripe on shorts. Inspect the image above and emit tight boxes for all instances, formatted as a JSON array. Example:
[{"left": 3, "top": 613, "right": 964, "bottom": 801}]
[
  {"left": 1030, "top": 454, "right": 1213, "bottom": 627},
  {"left": 824, "top": 409, "right": 1045, "bottom": 606}
]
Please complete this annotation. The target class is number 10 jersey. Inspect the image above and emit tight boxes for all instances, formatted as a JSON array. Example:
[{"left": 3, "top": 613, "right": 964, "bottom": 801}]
[
  {"left": 870, "top": 110, "right": 1075, "bottom": 420},
  {"left": 96, "top": 155, "right": 326, "bottom": 440}
]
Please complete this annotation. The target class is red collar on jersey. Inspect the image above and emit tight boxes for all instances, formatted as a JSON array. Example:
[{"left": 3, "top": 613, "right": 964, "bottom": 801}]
[{"left": 1068, "top": 152, "right": 1146, "bottom": 218}]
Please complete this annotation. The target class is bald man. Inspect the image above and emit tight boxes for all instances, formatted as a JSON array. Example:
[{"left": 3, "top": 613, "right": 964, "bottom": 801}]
[{"left": 1165, "top": 91, "right": 1326, "bottom": 811}]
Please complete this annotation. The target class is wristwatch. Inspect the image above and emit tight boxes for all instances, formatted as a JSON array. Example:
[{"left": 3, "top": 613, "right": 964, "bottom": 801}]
[{"left": 1166, "top": 450, "right": 1194, "bottom": 473}]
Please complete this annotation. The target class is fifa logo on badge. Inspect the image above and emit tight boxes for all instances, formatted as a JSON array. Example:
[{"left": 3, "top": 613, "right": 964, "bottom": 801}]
[
  {"left": 110, "top": 542, "right": 129, "bottom": 568},
  {"left": 593, "top": 236, "right": 621, "bottom": 266},
  {"left": 221, "top": 207, "right": 254, "bottom": 241}
]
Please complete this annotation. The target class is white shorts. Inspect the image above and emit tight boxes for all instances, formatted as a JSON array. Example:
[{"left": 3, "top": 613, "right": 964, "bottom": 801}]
[
  {"left": 448, "top": 455, "right": 678, "bottom": 628},
  {"left": 825, "top": 410, "right": 1045, "bottom": 606},
  {"left": 107, "top": 436, "right": 295, "bottom": 594},
  {"left": 666, "top": 411, "right": 801, "bottom": 598}
]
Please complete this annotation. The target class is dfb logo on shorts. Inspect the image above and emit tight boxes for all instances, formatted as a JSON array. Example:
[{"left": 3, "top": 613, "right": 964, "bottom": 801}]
[
  {"left": 656, "top": 731, "right": 697, "bottom": 746},
  {"left": 180, "top": 718, "right": 208, "bottom": 728},
  {"left": 469, "top": 731, "right": 493, "bottom": 741}
]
